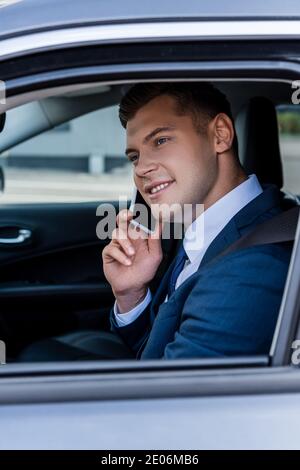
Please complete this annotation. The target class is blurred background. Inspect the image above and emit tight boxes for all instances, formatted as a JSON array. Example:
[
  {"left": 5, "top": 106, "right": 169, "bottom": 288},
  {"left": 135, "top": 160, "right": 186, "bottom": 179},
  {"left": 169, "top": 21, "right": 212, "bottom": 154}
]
[{"left": 0, "top": 102, "right": 300, "bottom": 203}]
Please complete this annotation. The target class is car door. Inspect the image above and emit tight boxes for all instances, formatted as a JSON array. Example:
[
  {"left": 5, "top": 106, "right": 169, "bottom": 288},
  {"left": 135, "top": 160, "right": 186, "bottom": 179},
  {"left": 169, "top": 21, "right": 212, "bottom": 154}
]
[{"left": 1, "top": 8, "right": 300, "bottom": 451}]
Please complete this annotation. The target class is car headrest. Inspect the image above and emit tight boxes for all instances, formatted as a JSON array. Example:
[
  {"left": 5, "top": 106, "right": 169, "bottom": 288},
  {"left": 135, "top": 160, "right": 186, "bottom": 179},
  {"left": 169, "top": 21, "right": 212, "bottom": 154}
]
[
  {"left": 235, "top": 97, "right": 283, "bottom": 189},
  {"left": 0, "top": 113, "right": 5, "bottom": 133}
]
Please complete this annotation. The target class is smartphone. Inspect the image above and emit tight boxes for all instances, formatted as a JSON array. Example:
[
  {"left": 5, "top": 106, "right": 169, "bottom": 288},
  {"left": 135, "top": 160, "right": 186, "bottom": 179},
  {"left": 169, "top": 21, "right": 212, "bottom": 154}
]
[{"left": 129, "top": 186, "right": 156, "bottom": 235}]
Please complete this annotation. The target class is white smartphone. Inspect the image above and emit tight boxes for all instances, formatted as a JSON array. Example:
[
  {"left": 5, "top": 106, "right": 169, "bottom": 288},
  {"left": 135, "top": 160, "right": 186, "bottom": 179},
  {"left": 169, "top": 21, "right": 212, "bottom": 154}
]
[{"left": 129, "top": 186, "right": 156, "bottom": 235}]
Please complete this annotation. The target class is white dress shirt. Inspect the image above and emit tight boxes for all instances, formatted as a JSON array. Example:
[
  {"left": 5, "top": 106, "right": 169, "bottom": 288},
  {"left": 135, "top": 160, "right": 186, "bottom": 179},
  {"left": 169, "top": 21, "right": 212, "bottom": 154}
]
[{"left": 114, "top": 174, "right": 263, "bottom": 326}]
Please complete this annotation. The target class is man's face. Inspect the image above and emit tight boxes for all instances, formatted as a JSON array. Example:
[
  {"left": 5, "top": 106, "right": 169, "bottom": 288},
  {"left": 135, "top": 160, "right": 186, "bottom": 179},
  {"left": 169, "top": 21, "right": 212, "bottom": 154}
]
[{"left": 126, "top": 94, "right": 218, "bottom": 218}]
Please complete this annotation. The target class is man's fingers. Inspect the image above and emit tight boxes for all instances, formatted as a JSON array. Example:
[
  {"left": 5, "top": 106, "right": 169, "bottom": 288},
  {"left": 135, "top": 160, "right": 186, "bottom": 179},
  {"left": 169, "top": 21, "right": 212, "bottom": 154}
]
[
  {"left": 112, "top": 228, "right": 135, "bottom": 256},
  {"left": 103, "top": 244, "right": 132, "bottom": 266},
  {"left": 128, "top": 221, "right": 149, "bottom": 240},
  {"left": 116, "top": 209, "right": 134, "bottom": 232}
]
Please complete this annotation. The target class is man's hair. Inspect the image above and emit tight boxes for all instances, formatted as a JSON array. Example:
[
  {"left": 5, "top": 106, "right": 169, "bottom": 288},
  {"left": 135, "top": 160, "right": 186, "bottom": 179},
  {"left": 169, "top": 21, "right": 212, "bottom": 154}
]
[{"left": 119, "top": 82, "right": 239, "bottom": 157}]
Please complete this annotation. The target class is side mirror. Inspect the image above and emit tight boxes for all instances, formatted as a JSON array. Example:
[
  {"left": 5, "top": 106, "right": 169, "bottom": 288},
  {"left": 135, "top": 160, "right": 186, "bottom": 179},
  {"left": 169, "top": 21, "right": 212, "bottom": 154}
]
[{"left": 0, "top": 167, "right": 4, "bottom": 193}]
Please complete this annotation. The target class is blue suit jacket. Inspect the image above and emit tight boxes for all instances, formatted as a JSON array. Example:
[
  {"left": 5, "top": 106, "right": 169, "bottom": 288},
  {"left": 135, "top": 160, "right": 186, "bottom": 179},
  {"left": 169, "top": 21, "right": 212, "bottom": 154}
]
[{"left": 111, "top": 185, "right": 292, "bottom": 359}]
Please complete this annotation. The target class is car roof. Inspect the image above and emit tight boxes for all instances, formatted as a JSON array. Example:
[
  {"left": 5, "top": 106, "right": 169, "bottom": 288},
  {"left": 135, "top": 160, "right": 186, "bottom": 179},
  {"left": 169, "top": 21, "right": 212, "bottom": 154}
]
[{"left": 1, "top": 0, "right": 300, "bottom": 40}]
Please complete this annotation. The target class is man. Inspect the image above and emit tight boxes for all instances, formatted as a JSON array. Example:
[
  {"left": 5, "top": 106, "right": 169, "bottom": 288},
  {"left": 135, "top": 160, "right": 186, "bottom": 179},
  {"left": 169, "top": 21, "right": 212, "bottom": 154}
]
[
  {"left": 101, "top": 82, "right": 292, "bottom": 359},
  {"left": 18, "top": 82, "right": 292, "bottom": 361}
]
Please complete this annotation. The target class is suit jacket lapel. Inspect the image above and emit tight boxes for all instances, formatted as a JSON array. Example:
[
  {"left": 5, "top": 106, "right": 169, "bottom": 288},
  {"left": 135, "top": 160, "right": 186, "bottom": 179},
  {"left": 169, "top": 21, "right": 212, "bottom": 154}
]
[{"left": 200, "top": 218, "right": 240, "bottom": 267}]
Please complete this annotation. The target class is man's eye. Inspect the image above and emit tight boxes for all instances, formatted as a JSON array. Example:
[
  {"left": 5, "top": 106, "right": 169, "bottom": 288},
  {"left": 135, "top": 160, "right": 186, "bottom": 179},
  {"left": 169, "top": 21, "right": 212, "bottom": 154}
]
[
  {"left": 128, "top": 155, "right": 138, "bottom": 163},
  {"left": 156, "top": 137, "right": 169, "bottom": 146}
]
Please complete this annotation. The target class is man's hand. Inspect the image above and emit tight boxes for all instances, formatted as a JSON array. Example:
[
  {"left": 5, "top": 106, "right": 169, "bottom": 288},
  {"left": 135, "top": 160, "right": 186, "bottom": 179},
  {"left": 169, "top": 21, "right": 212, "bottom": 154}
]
[{"left": 102, "top": 209, "right": 163, "bottom": 312}]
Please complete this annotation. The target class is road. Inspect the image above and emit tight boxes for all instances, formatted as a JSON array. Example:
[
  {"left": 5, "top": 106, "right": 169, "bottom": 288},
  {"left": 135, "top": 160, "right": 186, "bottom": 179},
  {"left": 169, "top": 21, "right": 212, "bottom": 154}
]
[{"left": 0, "top": 167, "right": 133, "bottom": 203}]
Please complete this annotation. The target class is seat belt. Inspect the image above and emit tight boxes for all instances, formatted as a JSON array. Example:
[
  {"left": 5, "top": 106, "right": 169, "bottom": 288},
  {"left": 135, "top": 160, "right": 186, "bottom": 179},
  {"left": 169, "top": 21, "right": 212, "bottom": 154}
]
[{"left": 217, "top": 206, "right": 300, "bottom": 260}]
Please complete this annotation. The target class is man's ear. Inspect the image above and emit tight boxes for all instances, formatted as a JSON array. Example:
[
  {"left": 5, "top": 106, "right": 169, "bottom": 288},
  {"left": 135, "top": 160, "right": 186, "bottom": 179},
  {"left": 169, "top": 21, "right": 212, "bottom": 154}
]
[{"left": 211, "top": 113, "right": 235, "bottom": 154}]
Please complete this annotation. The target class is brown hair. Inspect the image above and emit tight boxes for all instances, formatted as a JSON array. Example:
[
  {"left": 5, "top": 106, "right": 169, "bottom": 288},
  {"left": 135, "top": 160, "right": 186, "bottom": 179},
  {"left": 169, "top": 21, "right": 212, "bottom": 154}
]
[{"left": 119, "top": 82, "right": 239, "bottom": 156}]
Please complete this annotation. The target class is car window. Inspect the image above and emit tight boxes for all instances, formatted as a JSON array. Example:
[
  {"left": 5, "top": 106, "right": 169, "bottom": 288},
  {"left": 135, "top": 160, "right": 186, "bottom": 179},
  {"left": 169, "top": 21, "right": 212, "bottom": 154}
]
[
  {"left": 277, "top": 105, "right": 300, "bottom": 196},
  {"left": 0, "top": 105, "right": 132, "bottom": 203},
  {"left": 0, "top": 81, "right": 297, "bottom": 369}
]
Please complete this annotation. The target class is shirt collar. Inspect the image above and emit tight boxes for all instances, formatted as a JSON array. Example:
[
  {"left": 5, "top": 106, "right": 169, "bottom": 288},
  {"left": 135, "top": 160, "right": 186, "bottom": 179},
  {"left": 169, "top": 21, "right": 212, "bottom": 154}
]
[{"left": 183, "top": 174, "right": 263, "bottom": 263}]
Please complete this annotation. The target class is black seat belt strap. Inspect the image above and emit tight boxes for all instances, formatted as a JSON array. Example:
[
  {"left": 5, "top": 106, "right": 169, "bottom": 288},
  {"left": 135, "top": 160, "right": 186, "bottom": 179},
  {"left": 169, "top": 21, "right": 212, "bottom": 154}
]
[{"left": 219, "top": 206, "right": 300, "bottom": 259}]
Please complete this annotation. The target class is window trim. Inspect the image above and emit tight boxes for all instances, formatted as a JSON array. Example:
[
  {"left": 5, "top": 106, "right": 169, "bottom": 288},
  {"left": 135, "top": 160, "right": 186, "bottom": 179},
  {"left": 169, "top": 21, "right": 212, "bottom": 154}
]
[
  {"left": 270, "top": 212, "right": 300, "bottom": 365},
  {"left": 2, "top": 362, "right": 300, "bottom": 405},
  {"left": 3, "top": 60, "right": 300, "bottom": 111},
  {"left": 2, "top": 20, "right": 300, "bottom": 62}
]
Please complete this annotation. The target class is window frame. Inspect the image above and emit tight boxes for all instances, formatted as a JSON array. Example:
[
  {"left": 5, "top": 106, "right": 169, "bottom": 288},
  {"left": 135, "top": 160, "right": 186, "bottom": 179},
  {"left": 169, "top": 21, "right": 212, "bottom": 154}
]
[{"left": 1, "top": 44, "right": 300, "bottom": 401}]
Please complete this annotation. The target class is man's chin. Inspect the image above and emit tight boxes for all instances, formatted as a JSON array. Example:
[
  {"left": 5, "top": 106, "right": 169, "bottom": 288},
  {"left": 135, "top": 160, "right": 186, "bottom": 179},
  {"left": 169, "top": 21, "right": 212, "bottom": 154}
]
[{"left": 150, "top": 200, "right": 204, "bottom": 226}]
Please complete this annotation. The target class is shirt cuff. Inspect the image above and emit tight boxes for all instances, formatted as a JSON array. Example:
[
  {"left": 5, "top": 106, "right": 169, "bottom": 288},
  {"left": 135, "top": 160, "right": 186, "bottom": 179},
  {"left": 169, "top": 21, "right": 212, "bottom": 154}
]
[{"left": 113, "top": 289, "right": 152, "bottom": 327}]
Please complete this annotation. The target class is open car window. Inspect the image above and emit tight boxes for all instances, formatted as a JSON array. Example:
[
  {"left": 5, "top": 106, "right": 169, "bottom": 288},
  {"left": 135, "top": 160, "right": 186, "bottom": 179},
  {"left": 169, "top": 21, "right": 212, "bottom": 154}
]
[
  {"left": 0, "top": 102, "right": 131, "bottom": 204},
  {"left": 0, "top": 77, "right": 298, "bottom": 374}
]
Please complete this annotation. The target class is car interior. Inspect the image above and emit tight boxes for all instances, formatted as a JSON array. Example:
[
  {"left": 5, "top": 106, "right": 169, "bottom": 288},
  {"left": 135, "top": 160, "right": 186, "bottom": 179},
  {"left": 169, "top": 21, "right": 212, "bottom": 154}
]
[{"left": 0, "top": 79, "right": 299, "bottom": 362}]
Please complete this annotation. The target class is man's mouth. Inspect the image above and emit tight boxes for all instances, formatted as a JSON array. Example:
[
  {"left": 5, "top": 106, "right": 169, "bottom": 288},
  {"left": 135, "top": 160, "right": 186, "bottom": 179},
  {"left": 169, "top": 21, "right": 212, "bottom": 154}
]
[{"left": 146, "top": 180, "right": 175, "bottom": 199}]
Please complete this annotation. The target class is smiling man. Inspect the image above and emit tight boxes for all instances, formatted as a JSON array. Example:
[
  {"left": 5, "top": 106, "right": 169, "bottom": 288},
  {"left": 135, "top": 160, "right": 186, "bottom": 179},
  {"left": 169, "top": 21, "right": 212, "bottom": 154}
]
[{"left": 100, "top": 82, "right": 293, "bottom": 359}]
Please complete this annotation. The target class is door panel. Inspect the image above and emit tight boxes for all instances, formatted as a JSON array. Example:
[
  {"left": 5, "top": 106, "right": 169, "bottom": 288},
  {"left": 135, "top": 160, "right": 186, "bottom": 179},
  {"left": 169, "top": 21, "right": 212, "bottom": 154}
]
[
  {"left": 0, "top": 200, "right": 177, "bottom": 358},
  {"left": 0, "top": 201, "right": 115, "bottom": 358}
]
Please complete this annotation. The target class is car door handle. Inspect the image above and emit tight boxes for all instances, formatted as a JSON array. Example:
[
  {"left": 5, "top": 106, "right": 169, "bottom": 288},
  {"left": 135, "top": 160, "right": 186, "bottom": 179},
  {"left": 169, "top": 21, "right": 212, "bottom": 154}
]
[{"left": 0, "top": 229, "right": 32, "bottom": 245}]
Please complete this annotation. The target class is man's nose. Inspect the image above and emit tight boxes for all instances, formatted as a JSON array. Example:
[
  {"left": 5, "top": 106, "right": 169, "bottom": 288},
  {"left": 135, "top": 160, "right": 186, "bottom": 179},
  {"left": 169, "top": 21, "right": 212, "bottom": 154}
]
[{"left": 134, "top": 153, "right": 158, "bottom": 177}]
